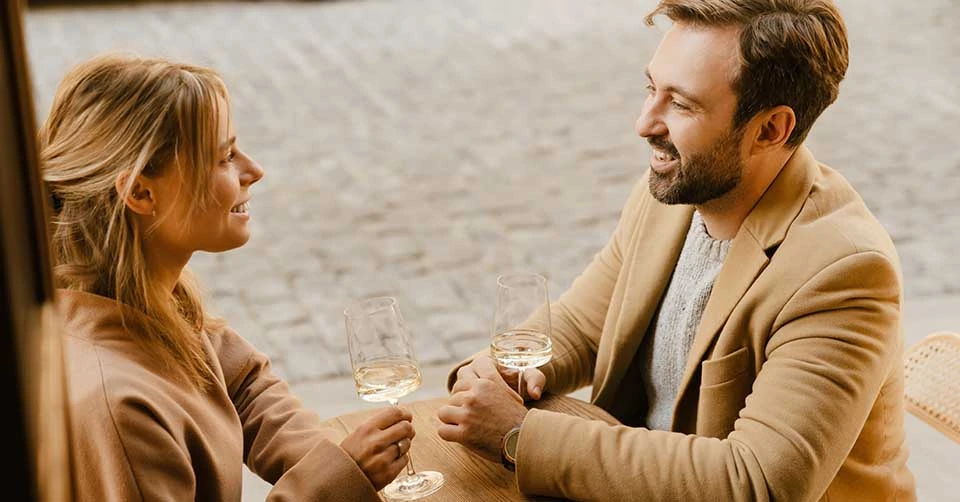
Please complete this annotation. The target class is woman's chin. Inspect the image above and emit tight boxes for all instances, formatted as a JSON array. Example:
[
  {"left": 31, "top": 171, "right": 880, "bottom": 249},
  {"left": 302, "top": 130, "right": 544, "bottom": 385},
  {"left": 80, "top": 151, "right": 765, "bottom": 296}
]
[{"left": 203, "top": 233, "right": 251, "bottom": 253}]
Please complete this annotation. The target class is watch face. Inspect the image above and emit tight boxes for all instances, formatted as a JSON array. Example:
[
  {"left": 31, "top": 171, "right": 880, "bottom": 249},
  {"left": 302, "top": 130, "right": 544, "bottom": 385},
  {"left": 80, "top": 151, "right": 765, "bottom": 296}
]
[{"left": 505, "top": 429, "right": 520, "bottom": 461}]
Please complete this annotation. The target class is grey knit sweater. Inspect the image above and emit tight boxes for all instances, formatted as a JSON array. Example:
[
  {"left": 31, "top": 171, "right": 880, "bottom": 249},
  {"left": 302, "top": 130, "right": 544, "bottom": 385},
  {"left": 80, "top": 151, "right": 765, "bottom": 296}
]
[{"left": 640, "top": 211, "right": 731, "bottom": 431}]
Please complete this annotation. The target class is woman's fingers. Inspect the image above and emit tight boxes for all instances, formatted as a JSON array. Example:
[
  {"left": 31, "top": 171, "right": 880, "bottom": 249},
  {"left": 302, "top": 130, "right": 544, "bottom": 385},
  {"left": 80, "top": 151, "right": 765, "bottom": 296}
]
[
  {"left": 365, "top": 443, "right": 410, "bottom": 490},
  {"left": 366, "top": 406, "right": 412, "bottom": 430},
  {"left": 377, "top": 418, "right": 416, "bottom": 448}
]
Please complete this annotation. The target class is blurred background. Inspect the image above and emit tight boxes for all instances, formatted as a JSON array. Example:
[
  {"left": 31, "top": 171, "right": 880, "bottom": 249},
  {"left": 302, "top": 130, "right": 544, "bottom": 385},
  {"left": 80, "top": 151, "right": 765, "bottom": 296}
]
[
  {"left": 24, "top": 0, "right": 960, "bottom": 384},
  {"left": 21, "top": 0, "right": 960, "bottom": 499}
]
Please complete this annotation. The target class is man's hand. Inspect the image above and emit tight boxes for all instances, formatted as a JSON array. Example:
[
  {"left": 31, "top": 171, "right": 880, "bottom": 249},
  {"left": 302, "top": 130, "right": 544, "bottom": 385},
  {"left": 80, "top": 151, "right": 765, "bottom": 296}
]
[
  {"left": 453, "top": 354, "right": 546, "bottom": 401},
  {"left": 436, "top": 376, "right": 530, "bottom": 463}
]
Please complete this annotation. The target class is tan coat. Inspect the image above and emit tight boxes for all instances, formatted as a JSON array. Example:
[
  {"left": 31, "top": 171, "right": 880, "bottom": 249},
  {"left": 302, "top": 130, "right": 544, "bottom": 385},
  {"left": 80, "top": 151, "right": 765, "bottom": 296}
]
[
  {"left": 59, "top": 290, "right": 380, "bottom": 501},
  {"left": 458, "top": 146, "right": 916, "bottom": 501}
]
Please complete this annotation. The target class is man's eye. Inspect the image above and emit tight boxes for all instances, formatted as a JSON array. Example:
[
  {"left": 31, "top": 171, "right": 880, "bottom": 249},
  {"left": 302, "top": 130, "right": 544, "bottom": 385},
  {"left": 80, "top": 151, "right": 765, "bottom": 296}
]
[
  {"left": 671, "top": 100, "right": 690, "bottom": 111},
  {"left": 645, "top": 84, "right": 656, "bottom": 94}
]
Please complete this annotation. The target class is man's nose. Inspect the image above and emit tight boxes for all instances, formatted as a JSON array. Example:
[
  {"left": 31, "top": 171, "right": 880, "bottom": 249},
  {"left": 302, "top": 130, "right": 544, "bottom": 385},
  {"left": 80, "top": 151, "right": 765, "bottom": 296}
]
[{"left": 635, "top": 100, "right": 667, "bottom": 139}]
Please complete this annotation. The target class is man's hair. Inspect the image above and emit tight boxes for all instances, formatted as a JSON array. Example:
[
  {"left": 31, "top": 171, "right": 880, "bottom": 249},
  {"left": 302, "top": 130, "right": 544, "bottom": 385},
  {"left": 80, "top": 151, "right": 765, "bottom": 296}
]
[{"left": 646, "top": 0, "right": 849, "bottom": 146}]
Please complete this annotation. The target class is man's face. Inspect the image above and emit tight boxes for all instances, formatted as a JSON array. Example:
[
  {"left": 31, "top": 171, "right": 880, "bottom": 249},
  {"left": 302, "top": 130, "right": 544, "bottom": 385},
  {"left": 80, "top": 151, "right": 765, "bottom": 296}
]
[{"left": 636, "top": 23, "right": 745, "bottom": 205}]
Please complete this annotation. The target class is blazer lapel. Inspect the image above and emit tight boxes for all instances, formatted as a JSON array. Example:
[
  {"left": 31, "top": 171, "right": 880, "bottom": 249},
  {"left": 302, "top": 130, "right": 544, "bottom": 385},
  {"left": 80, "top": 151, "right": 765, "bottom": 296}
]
[
  {"left": 674, "top": 146, "right": 820, "bottom": 409},
  {"left": 676, "top": 236, "right": 769, "bottom": 399},
  {"left": 593, "top": 199, "right": 693, "bottom": 408}
]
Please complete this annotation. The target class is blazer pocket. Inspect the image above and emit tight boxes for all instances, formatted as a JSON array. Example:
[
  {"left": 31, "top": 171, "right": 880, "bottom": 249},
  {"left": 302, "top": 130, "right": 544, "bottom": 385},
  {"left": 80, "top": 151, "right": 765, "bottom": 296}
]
[
  {"left": 697, "top": 347, "right": 751, "bottom": 438},
  {"left": 700, "top": 346, "right": 749, "bottom": 387}
]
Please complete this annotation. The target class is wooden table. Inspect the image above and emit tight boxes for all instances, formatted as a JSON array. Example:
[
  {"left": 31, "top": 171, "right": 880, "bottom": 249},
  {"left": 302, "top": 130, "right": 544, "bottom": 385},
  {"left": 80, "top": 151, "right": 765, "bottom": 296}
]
[{"left": 320, "top": 394, "right": 621, "bottom": 501}]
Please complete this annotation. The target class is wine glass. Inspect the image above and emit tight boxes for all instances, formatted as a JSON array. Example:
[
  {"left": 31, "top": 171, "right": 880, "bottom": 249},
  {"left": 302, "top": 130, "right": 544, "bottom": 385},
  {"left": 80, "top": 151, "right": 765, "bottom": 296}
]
[
  {"left": 489, "top": 273, "right": 553, "bottom": 398},
  {"left": 344, "top": 296, "right": 444, "bottom": 501}
]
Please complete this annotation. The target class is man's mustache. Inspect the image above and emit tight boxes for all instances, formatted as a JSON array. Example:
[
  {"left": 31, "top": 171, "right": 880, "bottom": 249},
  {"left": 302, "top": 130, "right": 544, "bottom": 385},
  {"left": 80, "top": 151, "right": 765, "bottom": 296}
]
[{"left": 648, "top": 137, "right": 681, "bottom": 159}]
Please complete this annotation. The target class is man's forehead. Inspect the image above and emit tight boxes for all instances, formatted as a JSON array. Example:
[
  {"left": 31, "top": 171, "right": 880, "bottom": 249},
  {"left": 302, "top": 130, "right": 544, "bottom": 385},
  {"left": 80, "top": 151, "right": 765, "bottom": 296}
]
[{"left": 648, "top": 23, "right": 740, "bottom": 97}]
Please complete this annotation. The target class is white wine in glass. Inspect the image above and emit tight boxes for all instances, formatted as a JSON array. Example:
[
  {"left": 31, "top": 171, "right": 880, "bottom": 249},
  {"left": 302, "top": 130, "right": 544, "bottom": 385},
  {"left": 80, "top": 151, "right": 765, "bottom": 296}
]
[
  {"left": 490, "top": 273, "right": 553, "bottom": 397},
  {"left": 345, "top": 296, "right": 444, "bottom": 501},
  {"left": 354, "top": 359, "right": 422, "bottom": 404}
]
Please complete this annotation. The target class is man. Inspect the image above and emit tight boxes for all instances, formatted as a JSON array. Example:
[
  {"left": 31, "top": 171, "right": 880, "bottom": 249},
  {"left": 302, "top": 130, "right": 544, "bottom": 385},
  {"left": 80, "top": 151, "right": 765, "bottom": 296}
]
[{"left": 437, "top": 1, "right": 916, "bottom": 501}]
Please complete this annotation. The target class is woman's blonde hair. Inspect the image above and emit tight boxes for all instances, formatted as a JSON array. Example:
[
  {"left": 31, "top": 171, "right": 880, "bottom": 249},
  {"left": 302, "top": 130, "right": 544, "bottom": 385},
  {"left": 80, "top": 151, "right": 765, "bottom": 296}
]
[{"left": 41, "top": 53, "right": 229, "bottom": 389}]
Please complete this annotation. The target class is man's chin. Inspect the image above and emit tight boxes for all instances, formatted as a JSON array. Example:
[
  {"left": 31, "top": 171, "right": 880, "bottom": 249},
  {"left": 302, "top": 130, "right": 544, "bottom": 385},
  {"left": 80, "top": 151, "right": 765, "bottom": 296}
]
[{"left": 648, "top": 169, "right": 684, "bottom": 205}]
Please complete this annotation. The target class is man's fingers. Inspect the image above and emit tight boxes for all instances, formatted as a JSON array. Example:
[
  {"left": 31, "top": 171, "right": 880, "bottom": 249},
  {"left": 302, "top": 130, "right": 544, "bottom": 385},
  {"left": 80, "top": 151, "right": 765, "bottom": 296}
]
[
  {"left": 525, "top": 369, "right": 546, "bottom": 400},
  {"left": 498, "top": 364, "right": 519, "bottom": 381},
  {"left": 436, "top": 404, "right": 468, "bottom": 425},
  {"left": 456, "top": 364, "right": 480, "bottom": 384},
  {"left": 451, "top": 376, "right": 474, "bottom": 394},
  {"left": 470, "top": 356, "right": 523, "bottom": 395},
  {"left": 436, "top": 423, "right": 464, "bottom": 443},
  {"left": 473, "top": 356, "right": 505, "bottom": 381},
  {"left": 446, "top": 389, "right": 478, "bottom": 407}
]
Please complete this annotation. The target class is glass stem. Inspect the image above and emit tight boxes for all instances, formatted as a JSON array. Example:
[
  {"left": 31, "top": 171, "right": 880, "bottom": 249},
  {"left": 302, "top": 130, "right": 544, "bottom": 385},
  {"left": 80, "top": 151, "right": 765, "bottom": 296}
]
[
  {"left": 388, "top": 399, "right": 417, "bottom": 478},
  {"left": 517, "top": 369, "right": 524, "bottom": 400}
]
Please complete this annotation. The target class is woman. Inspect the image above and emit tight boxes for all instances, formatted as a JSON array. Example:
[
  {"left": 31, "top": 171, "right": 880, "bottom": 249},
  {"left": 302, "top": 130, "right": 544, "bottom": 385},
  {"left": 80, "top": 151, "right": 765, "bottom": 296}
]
[{"left": 41, "top": 53, "right": 413, "bottom": 500}]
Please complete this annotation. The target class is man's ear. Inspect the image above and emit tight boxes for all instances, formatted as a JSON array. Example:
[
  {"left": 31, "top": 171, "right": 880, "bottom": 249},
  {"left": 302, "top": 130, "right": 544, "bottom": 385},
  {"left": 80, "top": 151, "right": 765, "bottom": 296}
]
[
  {"left": 749, "top": 105, "right": 796, "bottom": 154},
  {"left": 115, "top": 170, "right": 156, "bottom": 216}
]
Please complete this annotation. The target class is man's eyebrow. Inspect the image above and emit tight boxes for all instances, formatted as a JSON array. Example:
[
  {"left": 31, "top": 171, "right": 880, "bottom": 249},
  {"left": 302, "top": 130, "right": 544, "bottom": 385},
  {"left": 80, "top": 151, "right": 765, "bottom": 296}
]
[
  {"left": 645, "top": 68, "right": 705, "bottom": 108},
  {"left": 219, "top": 136, "right": 237, "bottom": 151}
]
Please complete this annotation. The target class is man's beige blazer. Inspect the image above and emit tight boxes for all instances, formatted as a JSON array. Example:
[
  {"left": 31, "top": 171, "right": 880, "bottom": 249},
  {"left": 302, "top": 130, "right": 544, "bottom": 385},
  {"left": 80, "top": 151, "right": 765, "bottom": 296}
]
[{"left": 461, "top": 146, "right": 916, "bottom": 501}]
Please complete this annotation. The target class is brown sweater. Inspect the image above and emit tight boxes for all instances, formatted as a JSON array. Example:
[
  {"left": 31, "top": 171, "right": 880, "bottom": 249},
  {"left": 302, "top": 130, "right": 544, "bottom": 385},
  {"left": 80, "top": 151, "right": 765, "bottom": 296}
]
[{"left": 58, "top": 289, "right": 379, "bottom": 501}]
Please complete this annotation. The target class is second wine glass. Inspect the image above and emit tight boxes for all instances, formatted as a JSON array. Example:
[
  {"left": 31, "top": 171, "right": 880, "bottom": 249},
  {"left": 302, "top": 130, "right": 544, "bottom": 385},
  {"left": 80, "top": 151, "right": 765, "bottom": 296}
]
[
  {"left": 344, "top": 296, "right": 444, "bottom": 501},
  {"left": 489, "top": 273, "right": 553, "bottom": 398}
]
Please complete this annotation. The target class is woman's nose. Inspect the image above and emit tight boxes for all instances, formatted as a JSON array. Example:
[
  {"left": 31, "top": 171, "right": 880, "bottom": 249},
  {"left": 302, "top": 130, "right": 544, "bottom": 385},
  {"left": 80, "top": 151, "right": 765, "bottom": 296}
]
[{"left": 242, "top": 157, "right": 264, "bottom": 186}]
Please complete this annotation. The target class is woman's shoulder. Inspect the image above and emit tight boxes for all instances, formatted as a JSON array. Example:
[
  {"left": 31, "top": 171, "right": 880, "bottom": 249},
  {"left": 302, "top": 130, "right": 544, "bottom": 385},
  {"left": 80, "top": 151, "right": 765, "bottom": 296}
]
[
  {"left": 205, "top": 322, "right": 259, "bottom": 357},
  {"left": 56, "top": 289, "right": 192, "bottom": 422},
  {"left": 65, "top": 333, "right": 185, "bottom": 415},
  {"left": 204, "top": 321, "right": 275, "bottom": 386}
]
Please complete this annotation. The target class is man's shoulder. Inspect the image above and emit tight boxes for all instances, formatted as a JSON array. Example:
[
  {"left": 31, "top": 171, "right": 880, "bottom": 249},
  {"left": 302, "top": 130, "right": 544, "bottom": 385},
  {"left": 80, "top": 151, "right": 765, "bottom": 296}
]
[{"left": 785, "top": 162, "right": 899, "bottom": 267}]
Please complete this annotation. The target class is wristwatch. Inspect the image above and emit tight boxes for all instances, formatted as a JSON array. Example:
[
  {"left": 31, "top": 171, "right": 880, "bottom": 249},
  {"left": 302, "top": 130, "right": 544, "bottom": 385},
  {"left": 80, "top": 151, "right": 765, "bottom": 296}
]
[{"left": 501, "top": 425, "right": 522, "bottom": 471}]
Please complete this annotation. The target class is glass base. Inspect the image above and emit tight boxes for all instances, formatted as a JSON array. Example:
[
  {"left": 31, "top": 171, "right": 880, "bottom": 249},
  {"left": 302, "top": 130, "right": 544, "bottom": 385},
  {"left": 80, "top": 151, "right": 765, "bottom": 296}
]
[{"left": 381, "top": 470, "right": 444, "bottom": 501}]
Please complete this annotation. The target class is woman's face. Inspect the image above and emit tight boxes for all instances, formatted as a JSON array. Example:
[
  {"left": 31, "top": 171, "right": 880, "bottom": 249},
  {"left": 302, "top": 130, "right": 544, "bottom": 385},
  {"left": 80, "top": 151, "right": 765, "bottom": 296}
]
[{"left": 147, "top": 115, "right": 264, "bottom": 261}]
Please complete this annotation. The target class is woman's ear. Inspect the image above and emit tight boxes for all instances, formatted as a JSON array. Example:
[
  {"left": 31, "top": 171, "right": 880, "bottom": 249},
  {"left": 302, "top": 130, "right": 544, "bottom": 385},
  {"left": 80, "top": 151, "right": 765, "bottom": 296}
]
[{"left": 115, "top": 171, "right": 156, "bottom": 216}]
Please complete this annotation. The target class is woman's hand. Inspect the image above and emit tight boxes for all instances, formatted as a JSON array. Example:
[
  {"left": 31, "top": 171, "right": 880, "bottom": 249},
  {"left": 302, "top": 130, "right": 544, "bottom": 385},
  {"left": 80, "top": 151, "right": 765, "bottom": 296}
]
[{"left": 340, "top": 406, "right": 415, "bottom": 491}]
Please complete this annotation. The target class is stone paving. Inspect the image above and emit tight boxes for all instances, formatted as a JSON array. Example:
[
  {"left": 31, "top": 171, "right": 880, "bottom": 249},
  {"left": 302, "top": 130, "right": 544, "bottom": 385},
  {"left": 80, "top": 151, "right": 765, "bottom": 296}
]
[{"left": 24, "top": 0, "right": 960, "bottom": 384}]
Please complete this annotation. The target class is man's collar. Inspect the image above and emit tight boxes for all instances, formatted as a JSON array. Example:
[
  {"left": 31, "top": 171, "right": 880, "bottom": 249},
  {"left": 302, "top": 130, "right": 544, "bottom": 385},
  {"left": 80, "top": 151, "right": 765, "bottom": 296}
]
[{"left": 737, "top": 145, "right": 819, "bottom": 251}]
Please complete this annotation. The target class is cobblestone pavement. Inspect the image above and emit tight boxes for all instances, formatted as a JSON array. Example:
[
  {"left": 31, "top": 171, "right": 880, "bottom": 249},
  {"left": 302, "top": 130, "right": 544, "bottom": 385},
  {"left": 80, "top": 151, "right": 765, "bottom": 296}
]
[{"left": 24, "top": 0, "right": 960, "bottom": 383}]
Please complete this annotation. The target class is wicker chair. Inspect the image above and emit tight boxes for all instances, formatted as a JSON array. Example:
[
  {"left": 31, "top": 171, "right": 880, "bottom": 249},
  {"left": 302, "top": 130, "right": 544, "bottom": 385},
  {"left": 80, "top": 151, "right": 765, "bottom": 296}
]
[{"left": 903, "top": 331, "right": 960, "bottom": 443}]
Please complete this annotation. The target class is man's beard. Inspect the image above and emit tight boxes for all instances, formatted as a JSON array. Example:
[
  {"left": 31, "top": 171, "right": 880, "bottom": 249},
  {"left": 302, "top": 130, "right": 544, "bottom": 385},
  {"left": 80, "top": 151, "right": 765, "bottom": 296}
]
[{"left": 647, "top": 127, "right": 745, "bottom": 205}]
